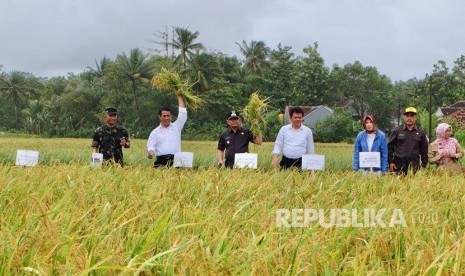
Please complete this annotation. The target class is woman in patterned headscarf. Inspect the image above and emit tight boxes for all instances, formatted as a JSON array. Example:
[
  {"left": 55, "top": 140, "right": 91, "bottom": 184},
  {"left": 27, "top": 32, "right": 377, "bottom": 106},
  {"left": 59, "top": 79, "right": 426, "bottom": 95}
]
[{"left": 428, "top": 123, "right": 464, "bottom": 173}]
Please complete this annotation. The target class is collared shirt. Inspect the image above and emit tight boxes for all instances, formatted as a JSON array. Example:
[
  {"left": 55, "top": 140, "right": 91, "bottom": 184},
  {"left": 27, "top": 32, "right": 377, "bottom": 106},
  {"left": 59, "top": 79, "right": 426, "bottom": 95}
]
[
  {"left": 146, "top": 107, "right": 187, "bottom": 156},
  {"left": 91, "top": 124, "right": 129, "bottom": 164},
  {"left": 388, "top": 124, "right": 428, "bottom": 165},
  {"left": 272, "top": 124, "right": 315, "bottom": 159},
  {"left": 218, "top": 127, "right": 254, "bottom": 166}
]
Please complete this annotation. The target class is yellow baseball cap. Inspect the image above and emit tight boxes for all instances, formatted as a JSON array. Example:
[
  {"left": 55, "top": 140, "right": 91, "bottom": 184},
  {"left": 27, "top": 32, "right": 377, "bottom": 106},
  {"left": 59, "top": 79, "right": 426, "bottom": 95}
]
[{"left": 404, "top": 107, "right": 417, "bottom": 115}]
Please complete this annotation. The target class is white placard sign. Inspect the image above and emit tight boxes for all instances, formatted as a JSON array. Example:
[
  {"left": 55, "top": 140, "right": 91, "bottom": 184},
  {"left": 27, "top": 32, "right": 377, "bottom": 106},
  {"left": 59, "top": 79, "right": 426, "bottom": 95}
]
[
  {"left": 16, "top": 150, "right": 39, "bottom": 167},
  {"left": 301, "top": 154, "right": 325, "bottom": 170},
  {"left": 91, "top": 153, "right": 104, "bottom": 166},
  {"left": 359, "top": 152, "right": 381, "bottom": 168},
  {"left": 173, "top": 152, "right": 194, "bottom": 168},
  {"left": 234, "top": 153, "right": 258, "bottom": 169}
]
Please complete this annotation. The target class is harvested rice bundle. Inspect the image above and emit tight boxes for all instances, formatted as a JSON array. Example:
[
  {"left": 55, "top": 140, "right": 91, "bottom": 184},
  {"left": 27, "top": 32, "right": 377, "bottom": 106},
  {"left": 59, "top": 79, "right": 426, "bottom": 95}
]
[
  {"left": 151, "top": 68, "right": 203, "bottom": 109},
  {"left": 242, "top": 92, "right": 268, "bottom": 137}
]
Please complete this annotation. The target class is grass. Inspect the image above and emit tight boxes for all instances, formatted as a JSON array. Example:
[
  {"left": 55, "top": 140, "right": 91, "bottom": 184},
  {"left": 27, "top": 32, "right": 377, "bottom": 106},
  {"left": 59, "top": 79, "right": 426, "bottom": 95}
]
[
  {"left": 0, "top": 136, "right": 352, "bottom": 170},
  {"left": 1, "top": 136, "right": 465, "bottom": 274}
]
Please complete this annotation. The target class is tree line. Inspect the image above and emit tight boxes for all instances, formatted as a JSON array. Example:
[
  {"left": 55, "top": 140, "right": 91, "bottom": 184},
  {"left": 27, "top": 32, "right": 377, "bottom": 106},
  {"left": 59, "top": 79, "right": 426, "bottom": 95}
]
[{"left": 2, "top": 26, "right": 465, "bottom": 142}]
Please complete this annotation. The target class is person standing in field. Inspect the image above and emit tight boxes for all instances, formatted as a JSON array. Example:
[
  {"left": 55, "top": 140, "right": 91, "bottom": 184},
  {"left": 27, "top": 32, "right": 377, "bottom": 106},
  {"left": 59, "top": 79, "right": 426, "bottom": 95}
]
[
  {"left": 388, "top": 107, "right": 428, "bottom": 174},
  {"left": 272, "top": 107, "right": 315, "bottom": 169},
  {"left": 91, "top": 107, "right": 130, "bottom": 167},
  {"left": 428, "top": 123, "right": 464, "bottom": 174},
  {"left": 147, "top": 95, "right": 186, "bottom": 167},
  {"left": 353, "top": 115, "right": 388, "bottom": 175},
  {"left": 217, "top": 111, "right": 263, "bottom": 168}
]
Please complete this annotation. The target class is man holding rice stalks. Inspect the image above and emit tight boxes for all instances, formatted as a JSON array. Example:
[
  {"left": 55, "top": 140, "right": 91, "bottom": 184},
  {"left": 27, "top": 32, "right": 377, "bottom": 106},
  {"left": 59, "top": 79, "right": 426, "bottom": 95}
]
[
  {"left": 217, "top": 111, "right": 263, "bottom": 168},
  {"left": 148, "top": 68, "right": 202, "bottom": 168},
  {"left": 146, "top": 95, "right": 186, "bottom": 167},
  {"left": 272, "top": 107, "right": 315, "bottom": 169}
]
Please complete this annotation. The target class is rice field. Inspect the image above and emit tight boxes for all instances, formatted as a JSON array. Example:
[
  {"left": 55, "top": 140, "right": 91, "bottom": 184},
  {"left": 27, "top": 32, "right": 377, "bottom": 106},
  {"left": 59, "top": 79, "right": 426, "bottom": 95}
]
[{"left": 1, "top": 135, "right": 465, "bottom": 275}]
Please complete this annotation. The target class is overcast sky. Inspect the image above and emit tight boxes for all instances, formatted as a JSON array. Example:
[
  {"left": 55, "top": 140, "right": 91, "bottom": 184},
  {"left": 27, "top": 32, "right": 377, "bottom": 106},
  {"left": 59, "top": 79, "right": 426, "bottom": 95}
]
[{"left": 1, "top": 0, "right": 464, "bottom": 81}]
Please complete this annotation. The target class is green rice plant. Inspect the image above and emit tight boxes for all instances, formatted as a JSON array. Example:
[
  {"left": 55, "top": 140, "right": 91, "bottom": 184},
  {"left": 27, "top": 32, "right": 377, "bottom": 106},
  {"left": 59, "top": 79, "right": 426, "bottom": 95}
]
[
  {"left": 151, "top": 68, "right": 203, "bottom": 110},
  {"left": 1, "top": 136, "right": 465, "bottom": 274},
  {"left": 242, "top": 92, "right": 269, "bottom": 137}
]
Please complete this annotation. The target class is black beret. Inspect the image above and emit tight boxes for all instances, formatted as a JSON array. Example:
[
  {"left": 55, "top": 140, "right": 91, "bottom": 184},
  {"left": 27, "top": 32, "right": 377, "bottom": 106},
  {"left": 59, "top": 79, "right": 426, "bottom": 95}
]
[{"left": 105, "top": 107, "right": 118, "bottom": 115}]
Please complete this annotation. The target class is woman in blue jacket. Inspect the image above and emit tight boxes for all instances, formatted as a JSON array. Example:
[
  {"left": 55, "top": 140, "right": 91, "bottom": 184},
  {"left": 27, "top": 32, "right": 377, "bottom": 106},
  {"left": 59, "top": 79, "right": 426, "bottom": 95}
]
[{"left": 353, "top": 115, "right": 388, "bottom": 174}]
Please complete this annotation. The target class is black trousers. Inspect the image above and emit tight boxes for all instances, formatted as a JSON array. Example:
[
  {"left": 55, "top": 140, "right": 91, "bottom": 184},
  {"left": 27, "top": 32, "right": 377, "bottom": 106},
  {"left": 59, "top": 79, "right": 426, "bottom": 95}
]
[
  {"left": 154, "top": 154, "right": 174, "bottom": 168},
  {"left": 392, "top": 157, "right": 421, "bottom": 175},
  {"left": 280, "top": 155, "right": 302, "bottom": 170},
  {"left": 224, "top": 157, "right": 235, "bottom": 169}
]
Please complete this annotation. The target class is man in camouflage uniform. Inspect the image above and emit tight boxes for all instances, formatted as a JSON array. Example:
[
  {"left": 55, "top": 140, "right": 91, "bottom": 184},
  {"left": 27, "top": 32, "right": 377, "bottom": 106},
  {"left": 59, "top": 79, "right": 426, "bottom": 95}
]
[{"left": 91, "top": 107, "right": 130, "bottom": 166}]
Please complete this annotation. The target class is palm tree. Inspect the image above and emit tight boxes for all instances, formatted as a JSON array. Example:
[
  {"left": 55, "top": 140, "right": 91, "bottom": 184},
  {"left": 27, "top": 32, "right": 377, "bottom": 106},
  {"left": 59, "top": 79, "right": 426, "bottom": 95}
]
[
  {"left": 236, "top": 40, "right": 270, "bottom": 75},
  {"left": 0, "top": 71, "right": 36, "bottom": 130},
  {"left": 117, "top": 48, "right": 152, "bottom": 125},
  {"left": 87, "top": 56, "right": 111, "bottom": 78},
  {"left": 185, "top": 52, "right": 221, "bottom": 93},
  {"left": 169, "top": 27, "right": 204, "bottom": 69}
]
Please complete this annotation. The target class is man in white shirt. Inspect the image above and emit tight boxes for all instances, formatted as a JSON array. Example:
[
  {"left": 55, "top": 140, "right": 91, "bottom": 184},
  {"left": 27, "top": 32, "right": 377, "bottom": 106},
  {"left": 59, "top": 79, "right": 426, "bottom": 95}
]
[
  {"left": 272, "top": 107, "right": 315, "bottom": 169},
  {"left": 147, "top": 95, "right": 186, "bottom": 167}
]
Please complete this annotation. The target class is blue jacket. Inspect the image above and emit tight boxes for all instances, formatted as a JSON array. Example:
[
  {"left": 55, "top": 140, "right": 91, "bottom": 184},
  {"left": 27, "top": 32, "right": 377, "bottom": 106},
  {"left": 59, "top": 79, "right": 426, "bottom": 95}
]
[{"left": 353, "top": 129, "right": 388, "bottom": 172}]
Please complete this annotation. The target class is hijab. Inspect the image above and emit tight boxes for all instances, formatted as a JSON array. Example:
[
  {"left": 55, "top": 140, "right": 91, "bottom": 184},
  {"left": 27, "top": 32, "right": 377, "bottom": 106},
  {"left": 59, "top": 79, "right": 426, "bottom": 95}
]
[
  {"left": 436, "top": 123, "right": 457, "bottom": 165},
  {"left": 362, "top": 115, "right": 376, "bottom": 134}
]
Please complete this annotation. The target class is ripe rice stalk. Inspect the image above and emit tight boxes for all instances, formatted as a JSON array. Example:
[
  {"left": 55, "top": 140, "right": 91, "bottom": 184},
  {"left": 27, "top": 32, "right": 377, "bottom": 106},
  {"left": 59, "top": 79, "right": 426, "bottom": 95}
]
[
  {"left": 151, "top": 68, "right": 203, "bottom": 110},
  {"left": 242, "top": 92, "right": 269, "bottom": 137}
]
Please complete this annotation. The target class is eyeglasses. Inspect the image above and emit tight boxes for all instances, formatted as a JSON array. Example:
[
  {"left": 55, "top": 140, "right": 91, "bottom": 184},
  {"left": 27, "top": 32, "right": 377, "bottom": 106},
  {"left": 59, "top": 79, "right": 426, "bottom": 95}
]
[
  {"left": 404, "top": 113, "right": 416, "bottom": 117},
  {"left": 228, "top": 117, "right": 239, "bottom": 121}
]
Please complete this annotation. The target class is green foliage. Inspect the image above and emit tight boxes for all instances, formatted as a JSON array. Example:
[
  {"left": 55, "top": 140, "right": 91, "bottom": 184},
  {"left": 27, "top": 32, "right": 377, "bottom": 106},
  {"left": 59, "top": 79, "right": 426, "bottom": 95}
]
[
  {"left": 4, "top": 25, "right": 465, "bottom": 142},
  {"left": 292, "top": 42, "right": 331, "bottom": 106},
  {"left": 0, "top": 71, "right": 43, "bottom": 130},
  {"left": 261, "top": 109, "right": 282, "bottom": 141},
  {"left": 117, "top": 48, "right": 153, "bottom": 127},
  {"left": 263, "top": 44, "right": 296, "bottom": 109},
  {"left": 184, "top": 52, "right": 221, "bottom": 93},
  {"left": 329, "top": 61, "right": 394, "bottom": 131},
  {"left": 236, "top": 40, "right": 270, "bottom": 75},
  {"left": 169, "top": 27, "right": 204, "bottom": 68},
  {"left": 417, "top": 108, "right": 440, "bottom": 139},
  {"left": 183, "top": 120, "right": 226, "bottom": 140},
  {"left": 453, "top": 129, "right": 465, "bottom": 145},
  {"left": 314, "top": 108, "right": 359, "bottom": 143}
]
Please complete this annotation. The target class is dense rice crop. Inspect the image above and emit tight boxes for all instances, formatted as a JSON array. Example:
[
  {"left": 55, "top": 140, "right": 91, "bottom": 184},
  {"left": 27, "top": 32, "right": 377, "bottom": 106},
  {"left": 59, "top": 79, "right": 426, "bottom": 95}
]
[{"left": 1, "top": 135, "right": 465, "bottom": 274}]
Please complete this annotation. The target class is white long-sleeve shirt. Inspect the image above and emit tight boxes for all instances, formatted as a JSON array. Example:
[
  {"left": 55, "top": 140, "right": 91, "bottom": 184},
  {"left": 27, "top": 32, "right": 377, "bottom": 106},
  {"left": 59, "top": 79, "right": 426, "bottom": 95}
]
[
  {"left": 146, "top": 107, "right": 187, "bottom": 156},
  {"left": 272, "top": 124, "right": 315, "bottom": 159}
]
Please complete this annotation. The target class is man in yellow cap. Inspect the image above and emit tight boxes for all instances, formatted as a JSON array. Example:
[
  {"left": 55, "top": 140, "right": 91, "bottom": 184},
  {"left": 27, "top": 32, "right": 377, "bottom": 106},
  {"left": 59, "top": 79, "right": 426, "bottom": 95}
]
[{"left": 388, "top": 107, "right": 428, "bottom": 174}]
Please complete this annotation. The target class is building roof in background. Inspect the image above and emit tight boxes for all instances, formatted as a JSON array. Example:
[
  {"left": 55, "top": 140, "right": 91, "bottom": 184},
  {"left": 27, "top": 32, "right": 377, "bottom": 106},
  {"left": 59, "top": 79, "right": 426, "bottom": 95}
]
[
  {"left": 449, "top": 101, "right": 465, "bottom": 108},
  {"left": 440, "top": 107, "right": 462, "bottom": 116},
  {"left": 438, "top": 101, "right": 465, "bottom": 129},
  {"left": 285, "top": 105, "right": 334, "bottom": 118}
]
